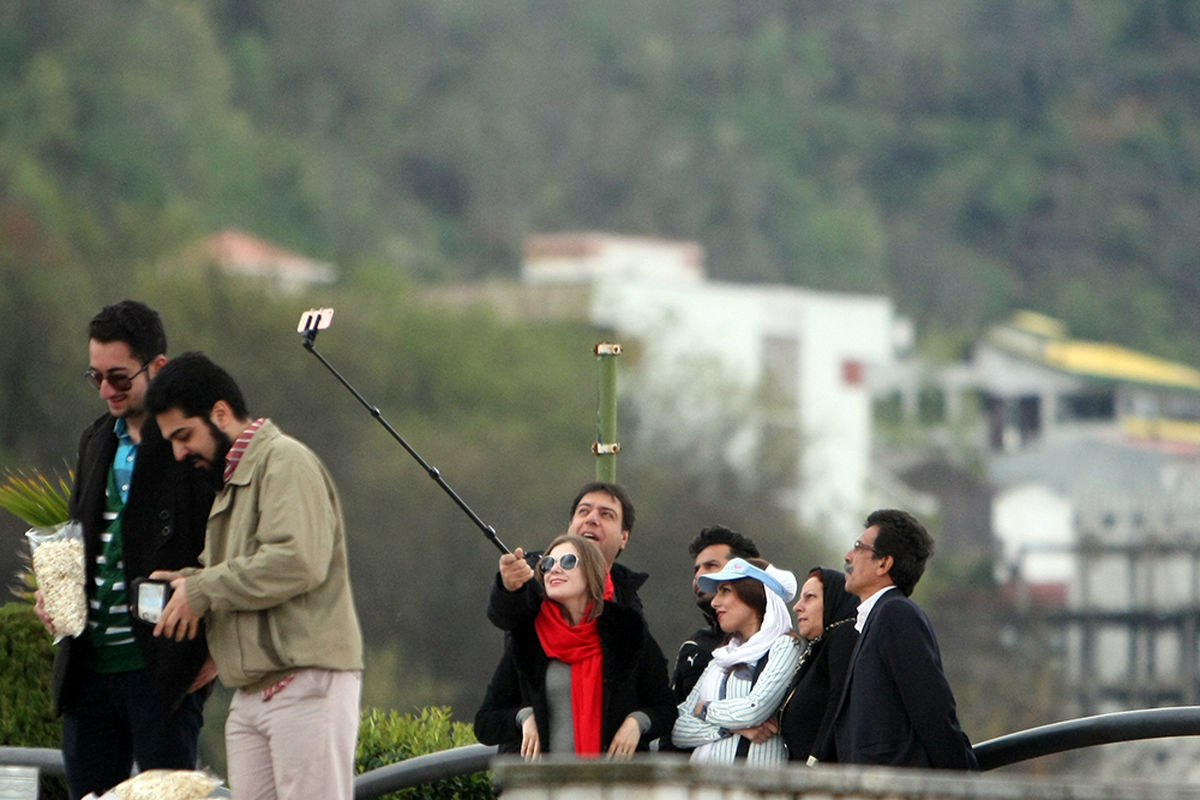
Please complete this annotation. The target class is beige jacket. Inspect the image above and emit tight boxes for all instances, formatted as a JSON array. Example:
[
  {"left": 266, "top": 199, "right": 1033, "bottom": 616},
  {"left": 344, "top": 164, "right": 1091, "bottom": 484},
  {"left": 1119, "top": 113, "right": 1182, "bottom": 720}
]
[{"left": 185, "top": 419, "right": 363, "bottom": 691}]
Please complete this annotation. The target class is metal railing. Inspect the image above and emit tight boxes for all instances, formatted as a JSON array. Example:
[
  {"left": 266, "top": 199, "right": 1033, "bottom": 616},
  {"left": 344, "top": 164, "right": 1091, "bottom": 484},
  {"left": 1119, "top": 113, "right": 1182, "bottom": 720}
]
[
  {"left": 972, "top": 705, "right": 1200, "bottom": 770},
  {"left": 353, "top": 743, "right": 495, "bottom": 798}
]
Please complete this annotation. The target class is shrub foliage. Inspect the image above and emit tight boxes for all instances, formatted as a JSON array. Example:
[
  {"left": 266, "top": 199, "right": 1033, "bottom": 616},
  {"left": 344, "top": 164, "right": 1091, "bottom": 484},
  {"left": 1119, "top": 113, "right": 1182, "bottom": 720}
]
[
  {"left": 0, "top": 602, "right": 67, "bottom": 799},
  {"left": 356, "top": 705, "right": 495, "bottom": 800}
]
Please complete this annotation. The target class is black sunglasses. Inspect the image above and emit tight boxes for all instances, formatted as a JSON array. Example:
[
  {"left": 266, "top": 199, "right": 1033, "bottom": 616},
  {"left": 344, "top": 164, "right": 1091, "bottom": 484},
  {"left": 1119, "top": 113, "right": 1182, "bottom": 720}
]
[
  {"left": 85, "top": 362, "right": 151, "bottom": 392},
  {"left": 538, "top": 553, "right": 579, "bottom": 573}
]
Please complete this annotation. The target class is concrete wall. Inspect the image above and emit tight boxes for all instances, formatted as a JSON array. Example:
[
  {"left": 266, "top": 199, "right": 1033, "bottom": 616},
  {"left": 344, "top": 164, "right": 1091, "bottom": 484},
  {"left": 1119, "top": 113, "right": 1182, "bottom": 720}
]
[{"left": 490, "top": 756, "right": 1200, "bottom": 800}]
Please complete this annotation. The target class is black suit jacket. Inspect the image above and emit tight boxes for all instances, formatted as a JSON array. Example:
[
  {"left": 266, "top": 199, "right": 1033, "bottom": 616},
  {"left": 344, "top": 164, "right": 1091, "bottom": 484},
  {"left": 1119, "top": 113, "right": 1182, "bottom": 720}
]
[
  {"left": 52, "top": 414, "right": 214, "bottom": 713},
  {"left": 828, "top": 588, "right": 977, "bottom": 770}
]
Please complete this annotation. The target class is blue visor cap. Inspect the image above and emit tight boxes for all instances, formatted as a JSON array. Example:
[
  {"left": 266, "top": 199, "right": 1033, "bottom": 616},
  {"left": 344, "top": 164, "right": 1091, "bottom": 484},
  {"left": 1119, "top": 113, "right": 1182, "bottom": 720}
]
[{"left": 696, "top": 558, "right": 788, "bottom": 601}]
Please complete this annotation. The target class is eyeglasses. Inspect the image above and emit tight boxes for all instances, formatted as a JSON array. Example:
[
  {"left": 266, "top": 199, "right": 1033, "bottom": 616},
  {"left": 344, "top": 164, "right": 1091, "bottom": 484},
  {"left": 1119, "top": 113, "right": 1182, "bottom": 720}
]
[
  {"left": 538, "top": 553, "right": 579, "bottom": 573},
  {"left": 852, "top": 539, "right": 879, "bottom": 555},
  {"left": 85, "top": 362, "right": 151, "bottom": 392}
]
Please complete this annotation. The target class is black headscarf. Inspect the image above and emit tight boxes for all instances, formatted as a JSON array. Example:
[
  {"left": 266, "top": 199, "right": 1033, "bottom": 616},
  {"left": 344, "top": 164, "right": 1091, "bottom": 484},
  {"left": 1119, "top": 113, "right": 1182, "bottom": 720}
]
[{"left": 811, "top": 566, "right": 858, "bottom": 634}]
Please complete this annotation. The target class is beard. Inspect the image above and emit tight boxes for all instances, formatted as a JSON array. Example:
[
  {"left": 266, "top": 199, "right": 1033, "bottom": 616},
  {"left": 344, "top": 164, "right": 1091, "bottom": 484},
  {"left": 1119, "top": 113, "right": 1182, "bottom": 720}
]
[{"left": 195, "top": 420, "right": 234, "bottom": 491}]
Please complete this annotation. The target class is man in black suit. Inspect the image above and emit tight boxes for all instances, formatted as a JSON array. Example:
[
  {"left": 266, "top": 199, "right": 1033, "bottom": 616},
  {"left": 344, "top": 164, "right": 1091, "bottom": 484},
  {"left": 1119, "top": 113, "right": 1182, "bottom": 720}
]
[{"left": 827, "top": 509, "right": 977, "bottom": 770}]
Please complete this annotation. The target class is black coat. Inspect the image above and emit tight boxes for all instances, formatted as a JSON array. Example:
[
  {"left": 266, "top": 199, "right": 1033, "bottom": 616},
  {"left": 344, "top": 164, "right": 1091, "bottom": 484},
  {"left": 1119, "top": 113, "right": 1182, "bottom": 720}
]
[
  {"left": 827, "top": 588, "right": 978, "bottom": 770},
  {"left": 778, "top": 567, "right": 859, "bottom": 762},
  {"left": 670, "top": 624, "right": 723, "bottom": 705},
  {"left": 474, "top": 601, "right": 676, "bottom": 754},
  {"left": 52, "top": 414, "right": 214, "bottom": 713}
]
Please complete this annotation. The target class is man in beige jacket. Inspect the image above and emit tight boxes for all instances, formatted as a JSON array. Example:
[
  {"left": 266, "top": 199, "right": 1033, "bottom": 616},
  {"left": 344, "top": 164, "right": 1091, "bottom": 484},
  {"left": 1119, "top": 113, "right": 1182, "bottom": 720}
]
[{"left": 145, "top": 351, "right": 363, "bottom": 800}]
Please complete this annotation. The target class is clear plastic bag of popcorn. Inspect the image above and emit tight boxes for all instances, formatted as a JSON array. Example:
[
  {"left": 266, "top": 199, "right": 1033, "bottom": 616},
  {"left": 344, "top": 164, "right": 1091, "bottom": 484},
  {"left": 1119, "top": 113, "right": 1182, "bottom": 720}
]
[
  {"left": 27, "top": 520, "right": 87, "bottom": 642},
  {"left": 88, "top": 769, "right": 223, "bottom": 800}
]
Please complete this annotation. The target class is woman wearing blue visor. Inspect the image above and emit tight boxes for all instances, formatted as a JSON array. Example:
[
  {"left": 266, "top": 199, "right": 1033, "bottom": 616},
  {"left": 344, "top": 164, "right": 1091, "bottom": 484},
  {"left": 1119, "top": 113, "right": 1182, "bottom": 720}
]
[{"left": 671, "top": 557, "right": 801, "bottom": 763}]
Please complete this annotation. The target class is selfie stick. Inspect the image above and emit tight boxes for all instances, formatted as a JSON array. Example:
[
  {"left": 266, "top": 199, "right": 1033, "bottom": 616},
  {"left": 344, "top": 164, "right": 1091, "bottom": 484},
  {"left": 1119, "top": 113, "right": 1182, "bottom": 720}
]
[{"left": 297, "top": 308, "right": 511, "bottom": 554}]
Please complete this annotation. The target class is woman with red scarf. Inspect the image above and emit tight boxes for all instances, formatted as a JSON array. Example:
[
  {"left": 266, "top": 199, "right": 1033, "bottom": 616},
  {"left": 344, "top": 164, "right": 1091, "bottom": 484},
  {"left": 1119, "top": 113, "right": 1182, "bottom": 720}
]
[{"left": 474, "top": 535, "right": 676, "bottom": 758}]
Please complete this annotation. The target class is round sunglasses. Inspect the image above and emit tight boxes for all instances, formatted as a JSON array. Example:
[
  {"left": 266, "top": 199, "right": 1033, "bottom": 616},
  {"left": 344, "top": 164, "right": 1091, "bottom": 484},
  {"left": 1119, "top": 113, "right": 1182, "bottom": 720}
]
[
  {"left": 538, "top": 552, "right": 579, "bottom": 573},
  {"left": 85, "top": 362, "right": 151, "bottom": 392}
]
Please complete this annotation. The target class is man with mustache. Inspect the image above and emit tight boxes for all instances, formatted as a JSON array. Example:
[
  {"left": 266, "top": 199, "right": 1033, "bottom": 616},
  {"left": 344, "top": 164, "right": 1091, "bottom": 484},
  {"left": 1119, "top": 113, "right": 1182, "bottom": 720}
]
[{"left": 827, "top": 508, "right": 977, "bottom": 770}]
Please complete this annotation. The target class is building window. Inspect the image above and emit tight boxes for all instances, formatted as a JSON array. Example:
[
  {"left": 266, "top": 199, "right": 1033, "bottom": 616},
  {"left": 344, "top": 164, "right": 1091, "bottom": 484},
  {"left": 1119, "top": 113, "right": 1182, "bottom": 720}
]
[
  {"left": 1059, "top": 391, "right": 1116, "bottom": 422},
  {"left": 842, "top": 360, "right": 863, "bottom": 387},
  {"left": 761, "top": 335, "right": 799, "bottom": 408},
  {"left": 918, "top": 386, "right": 946, "bottom": 424}
]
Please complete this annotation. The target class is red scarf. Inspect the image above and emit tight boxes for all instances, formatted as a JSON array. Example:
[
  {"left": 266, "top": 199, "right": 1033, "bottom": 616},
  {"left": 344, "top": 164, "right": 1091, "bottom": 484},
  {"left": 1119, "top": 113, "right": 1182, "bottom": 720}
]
[{"left": 534, "top": 600, "right": 603, "bottom": 755}]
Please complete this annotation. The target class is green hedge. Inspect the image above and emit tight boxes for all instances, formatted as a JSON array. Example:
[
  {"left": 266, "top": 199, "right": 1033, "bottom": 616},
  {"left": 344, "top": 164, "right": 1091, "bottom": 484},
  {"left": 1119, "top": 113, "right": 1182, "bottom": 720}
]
[
  {"left": 357, "top": 706, "right": 495, "bottom": 799},
  {"left": 0, "top": 602, "right": 68, "bottom": 799}
]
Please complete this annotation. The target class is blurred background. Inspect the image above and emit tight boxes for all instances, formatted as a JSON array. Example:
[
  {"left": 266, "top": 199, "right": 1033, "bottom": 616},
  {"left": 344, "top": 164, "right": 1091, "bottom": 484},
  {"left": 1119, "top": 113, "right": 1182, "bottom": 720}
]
[{"left": 4, "top": 0, "right": 1200, "bottom": 779}]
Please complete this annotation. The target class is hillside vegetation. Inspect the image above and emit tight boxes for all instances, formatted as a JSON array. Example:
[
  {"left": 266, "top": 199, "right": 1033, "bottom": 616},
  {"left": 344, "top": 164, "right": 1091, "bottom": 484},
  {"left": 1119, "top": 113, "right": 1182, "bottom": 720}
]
[{"left": 4, "top": 2, "right": 1200, "bottom": 355}]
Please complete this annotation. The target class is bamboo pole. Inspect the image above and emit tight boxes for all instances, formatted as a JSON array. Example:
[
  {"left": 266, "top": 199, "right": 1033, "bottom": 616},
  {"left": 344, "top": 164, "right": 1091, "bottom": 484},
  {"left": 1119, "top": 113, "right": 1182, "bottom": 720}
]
[{"left": 593, "top": 342, "right": 621, "bottom": 481}]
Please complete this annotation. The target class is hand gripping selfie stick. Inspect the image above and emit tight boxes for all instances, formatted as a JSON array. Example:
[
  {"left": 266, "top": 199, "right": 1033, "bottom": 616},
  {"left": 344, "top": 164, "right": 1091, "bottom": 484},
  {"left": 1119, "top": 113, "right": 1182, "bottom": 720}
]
[{"left": 297, "top": 308, "right": 511, "bottom": 554}]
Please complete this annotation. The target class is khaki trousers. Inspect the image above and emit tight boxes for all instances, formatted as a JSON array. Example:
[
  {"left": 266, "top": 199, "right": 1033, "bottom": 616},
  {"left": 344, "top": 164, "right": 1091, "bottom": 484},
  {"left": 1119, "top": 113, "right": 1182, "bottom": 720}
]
[{"left": 225, "top": 668, "right": 362, "bottom": 800}]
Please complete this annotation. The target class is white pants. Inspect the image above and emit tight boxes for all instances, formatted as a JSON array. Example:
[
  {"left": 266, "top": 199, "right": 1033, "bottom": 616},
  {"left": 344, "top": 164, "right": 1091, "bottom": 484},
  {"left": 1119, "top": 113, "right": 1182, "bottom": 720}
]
[{"left": 225, "top": 669, "right": 362, "bottom": 800}]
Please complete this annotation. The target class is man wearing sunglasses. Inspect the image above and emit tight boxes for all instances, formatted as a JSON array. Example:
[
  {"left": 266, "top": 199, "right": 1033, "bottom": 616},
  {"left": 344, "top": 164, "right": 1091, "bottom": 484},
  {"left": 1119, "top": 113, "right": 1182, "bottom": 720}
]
[
  {"left": 825, "top": 509, "right": 977, "bottom": 770},
  {"left": 35, "top": 300, "right": 215, "bottom": 799}
]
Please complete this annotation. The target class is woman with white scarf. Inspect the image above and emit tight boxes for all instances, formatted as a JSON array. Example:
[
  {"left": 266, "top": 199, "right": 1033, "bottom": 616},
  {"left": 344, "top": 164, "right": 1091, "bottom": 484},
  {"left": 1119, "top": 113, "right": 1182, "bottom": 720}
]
[{"left": 671, "top": 557, "right": 801, "bottom": 764}]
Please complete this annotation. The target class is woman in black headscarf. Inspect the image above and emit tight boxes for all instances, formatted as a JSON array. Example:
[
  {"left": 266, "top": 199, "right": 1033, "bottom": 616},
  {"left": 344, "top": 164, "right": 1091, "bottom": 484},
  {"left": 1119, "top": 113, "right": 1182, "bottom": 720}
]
[{"left": 778, "top": 566, "right": 859, "bottom": 764}]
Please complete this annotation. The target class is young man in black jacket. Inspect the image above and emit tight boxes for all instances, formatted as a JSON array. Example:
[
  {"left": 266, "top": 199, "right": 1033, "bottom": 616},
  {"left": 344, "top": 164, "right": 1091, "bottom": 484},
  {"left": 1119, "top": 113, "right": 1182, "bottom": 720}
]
[{"left": 35, "top": 300, "right": 214, "bottom": 799}]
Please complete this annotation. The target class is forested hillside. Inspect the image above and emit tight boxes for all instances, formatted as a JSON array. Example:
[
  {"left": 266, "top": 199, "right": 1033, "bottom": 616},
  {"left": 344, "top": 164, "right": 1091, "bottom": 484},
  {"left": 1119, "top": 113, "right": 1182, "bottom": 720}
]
[
  {"left": 1, "top": 0, "right": 1193, "bottom": 756},
  {"left": 4, "top": 2, "right": 1200, "bottom": 355}
]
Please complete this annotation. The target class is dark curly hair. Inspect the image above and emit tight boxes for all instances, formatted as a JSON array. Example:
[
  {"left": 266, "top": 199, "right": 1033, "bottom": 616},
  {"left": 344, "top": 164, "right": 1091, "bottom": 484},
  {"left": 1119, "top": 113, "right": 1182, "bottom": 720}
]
[
  {"left": 688, "top": 524, "right": 760, "bottom": 560},
  {"left": 145, "top": 351, "right": 249, "bottom": 420},
  {"left": 865, "top": 509, "right": 934, "bottom": 597},
  {"left": 568, "top": 481, "right": 635, "bottom": 534},
  {"left": 88, "top": 300, "right": 166, "bottom": 364}
]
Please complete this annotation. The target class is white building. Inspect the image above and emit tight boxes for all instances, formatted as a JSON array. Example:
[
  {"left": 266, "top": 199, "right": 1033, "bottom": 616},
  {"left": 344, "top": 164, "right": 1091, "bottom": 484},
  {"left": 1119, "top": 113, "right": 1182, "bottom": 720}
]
[
  {"left": 883, "top": 310, "right": 1200, "bottom": 716},
  {"left": 523, "top": 232, "right": 897, "bottom": 544}
]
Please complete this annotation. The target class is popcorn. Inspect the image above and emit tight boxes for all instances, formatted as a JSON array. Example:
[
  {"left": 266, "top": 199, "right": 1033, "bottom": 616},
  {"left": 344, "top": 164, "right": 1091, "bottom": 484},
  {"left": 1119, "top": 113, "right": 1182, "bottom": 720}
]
[
  {"left": 27, "top": 521, "right": 87, "bottom": 641},
  {"left": 107, "top": 769, "right": 221, "bottom": 800},
  {"left": 84, "top": 769, "right": 223, "bottom": 800}
]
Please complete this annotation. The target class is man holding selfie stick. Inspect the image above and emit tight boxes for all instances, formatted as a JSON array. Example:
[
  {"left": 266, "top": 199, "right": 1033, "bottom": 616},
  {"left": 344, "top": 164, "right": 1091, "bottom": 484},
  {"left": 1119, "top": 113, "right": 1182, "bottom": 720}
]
[
  {"left": 36, "top": 300, "right": 214, "bottom": 800},
  {"left": 144, "top": 351, "right": 363, "bottom": 800}
]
